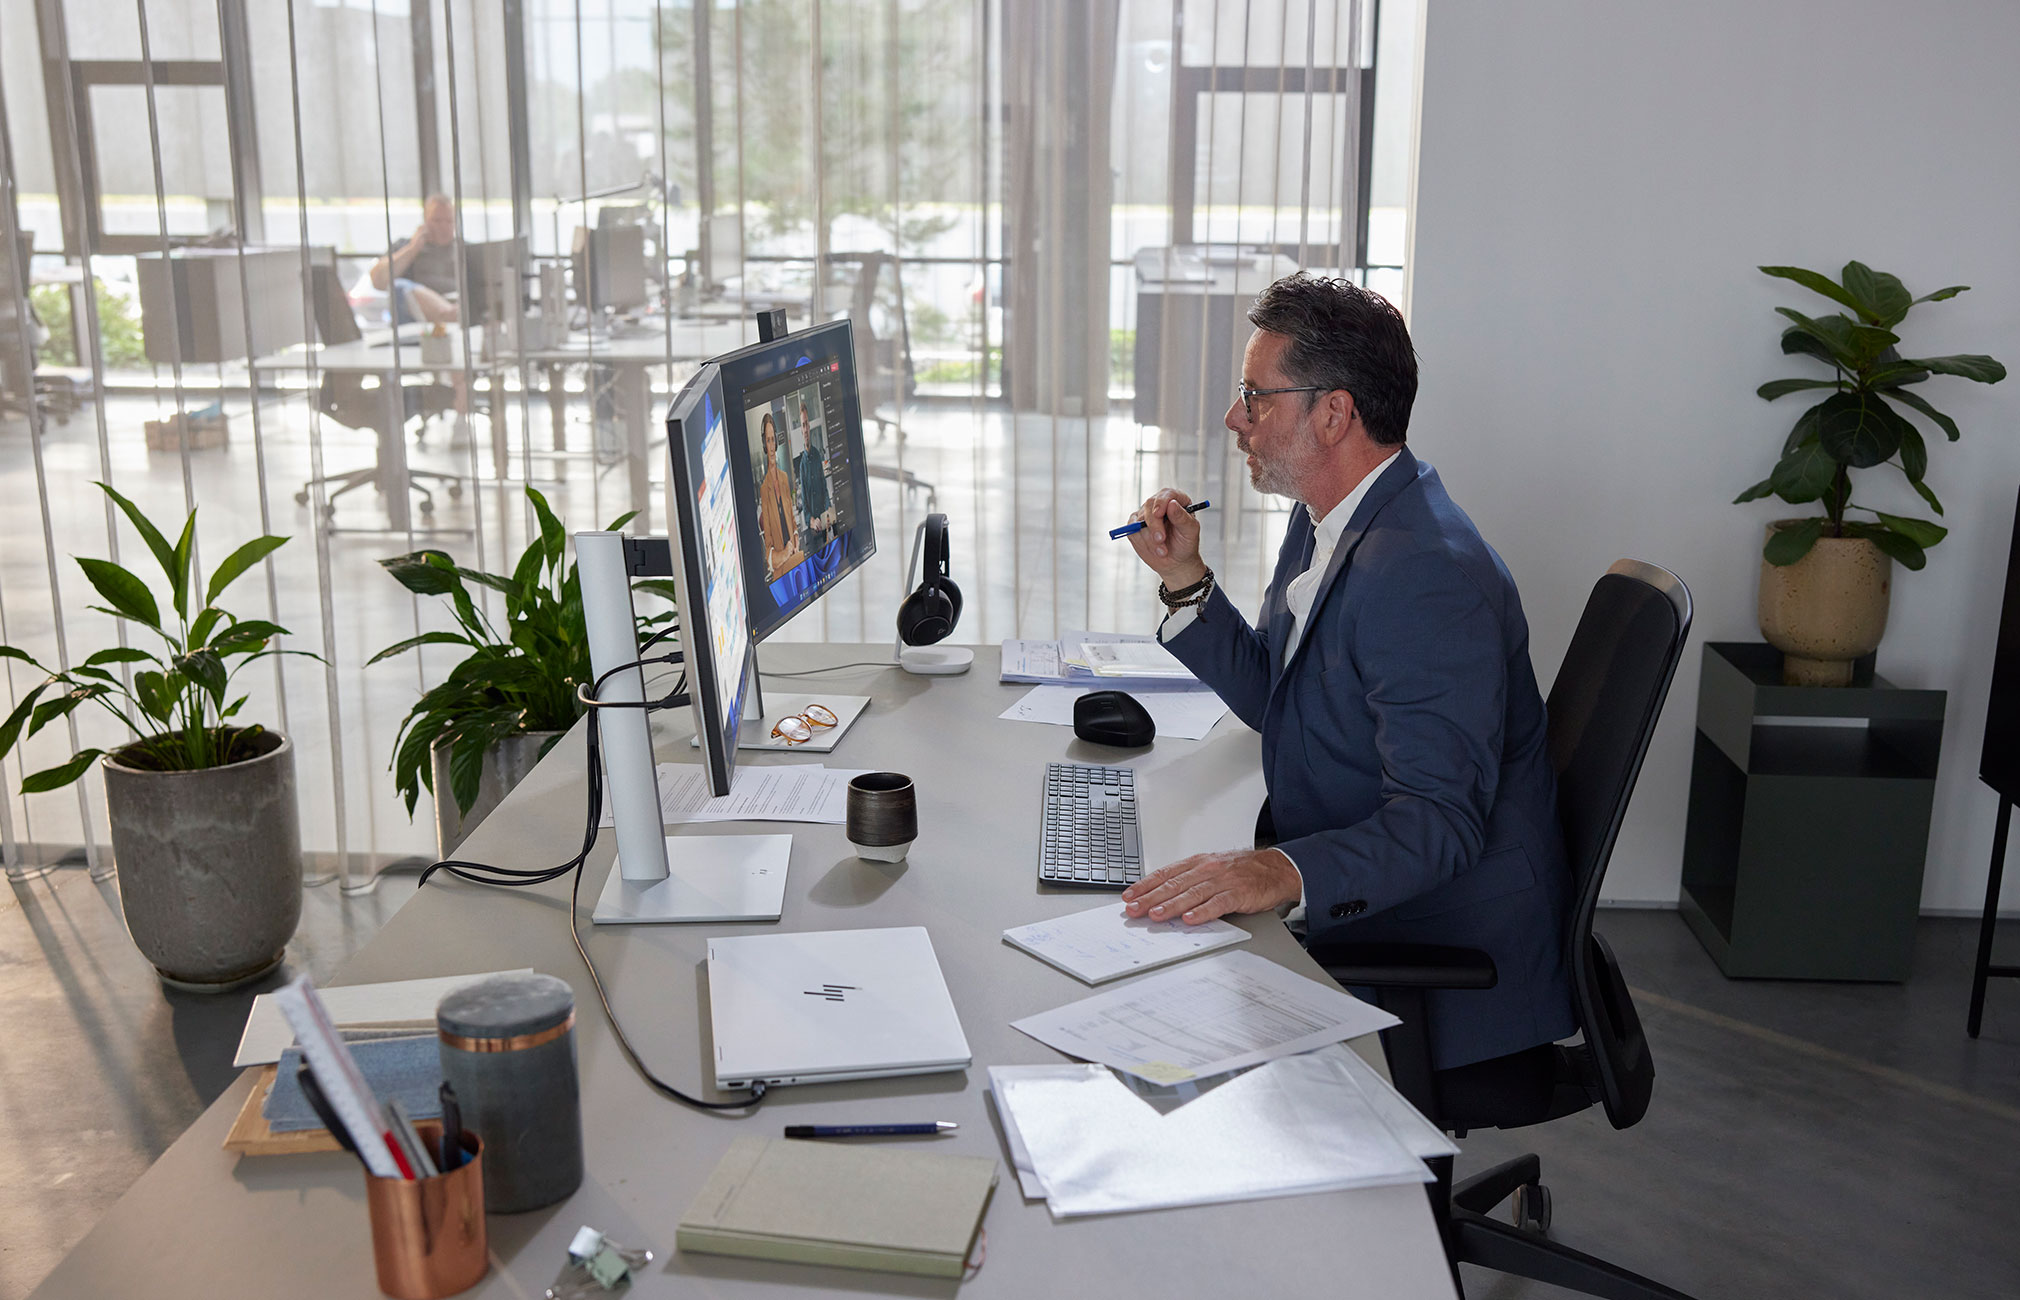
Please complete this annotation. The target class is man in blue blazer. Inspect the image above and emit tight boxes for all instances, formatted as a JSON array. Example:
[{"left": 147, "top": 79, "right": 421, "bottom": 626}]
[{"left": 1120, "top": 274, "right": 1574, "bottom": 1072}]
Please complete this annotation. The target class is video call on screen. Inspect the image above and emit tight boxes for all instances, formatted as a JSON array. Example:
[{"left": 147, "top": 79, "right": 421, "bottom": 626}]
[{"left": 741, "top": 357, "right": 859, "bottom": 611}]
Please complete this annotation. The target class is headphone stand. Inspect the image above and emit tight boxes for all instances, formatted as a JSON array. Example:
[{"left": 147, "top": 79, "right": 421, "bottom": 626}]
[
  {"left": 895, "top": 518, "right": 973, "bottom": 675},
  {"left": 899, "top": 644, "right": 974, "bottom": 675}
]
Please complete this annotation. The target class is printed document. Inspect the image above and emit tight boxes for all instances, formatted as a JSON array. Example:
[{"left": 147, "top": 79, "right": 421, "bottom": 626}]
[
  {"left": 600, "top": 763, "right": 861, "bottom": 827},
  {"left": 998, "top": 684, "right": 1230, "bottom": 740},
  {"left": 1009, "top": 949, "right": 1399, "bottom": 1083},
  {"left": 1003, "top": 902, "right": 1249, "bottom": 984}
]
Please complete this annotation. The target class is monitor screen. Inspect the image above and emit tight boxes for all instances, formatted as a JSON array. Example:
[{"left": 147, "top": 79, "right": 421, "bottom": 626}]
[
  {"left": 665, "top": 364, "right": 752, "bottom": 795},
  {"left": 712, "top": 320, "right": 877, "bottom": 642}
]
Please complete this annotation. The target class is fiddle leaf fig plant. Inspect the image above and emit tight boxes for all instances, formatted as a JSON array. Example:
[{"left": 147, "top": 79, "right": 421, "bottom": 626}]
[
  {"left": 372, "top": 486, "right": 677, "bottom": 819},
  {"left": 0, "top": 483, "right": 310, "bottom": 789},
  {"left": 1736, "top": 261, "right": 2005, "bottom": 570}
]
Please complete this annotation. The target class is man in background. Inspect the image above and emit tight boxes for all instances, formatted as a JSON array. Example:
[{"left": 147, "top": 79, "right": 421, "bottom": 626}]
[{"left": 370, "top": 194, "right": 461, "bottom": 326}]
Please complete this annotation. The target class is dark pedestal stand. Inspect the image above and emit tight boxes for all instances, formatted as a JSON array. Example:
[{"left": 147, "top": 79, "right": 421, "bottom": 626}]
[{"left": 1679, "top": 643, "right": 1945, "bottom": 982}]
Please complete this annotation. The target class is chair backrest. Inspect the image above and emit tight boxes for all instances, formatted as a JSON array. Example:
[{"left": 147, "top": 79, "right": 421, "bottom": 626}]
[
  {"left": 309, "top": 263, "right": 361, "bottom": 346},
  {"left": 1544, "top": 559, "right": 1691, "bottom": 1130}
]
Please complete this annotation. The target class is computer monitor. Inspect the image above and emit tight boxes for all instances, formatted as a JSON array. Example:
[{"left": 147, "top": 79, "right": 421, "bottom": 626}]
[
  {"left": 460, "top": 236, "right": 525, "bottom": 326},
  {"left": 571, "top": 223, "right": 647, "bottom": 315},
  {"left": 578, "top": 363, "right": 790, "bottom": 926},
  {"left": 712, "top": 319, "right": 877, "bottom": 643},
  {"left": 664, "top": 365, "right": 754, "bottom": 795}
]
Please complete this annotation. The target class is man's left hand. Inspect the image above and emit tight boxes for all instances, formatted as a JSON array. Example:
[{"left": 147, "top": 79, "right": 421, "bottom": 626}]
[{"left": 1121, "top": 848, "right": 1302, "bottom": 925}]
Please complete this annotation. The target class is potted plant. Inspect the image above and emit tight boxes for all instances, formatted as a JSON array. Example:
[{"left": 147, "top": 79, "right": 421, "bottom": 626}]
[
  {"left": 373, "top": 487, "right": 676, "bottom": 855},
  {"left": 0, "top": 484, "right": 312, "bottom": 990},
  {"left": 1737, "top": 261, "right": 2006, "bottom": 685}
]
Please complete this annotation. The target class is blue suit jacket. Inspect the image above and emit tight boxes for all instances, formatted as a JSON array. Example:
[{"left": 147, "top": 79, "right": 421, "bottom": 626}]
[{"left": 1163, "top": 448, "right": 1575, "bottom": 1069}]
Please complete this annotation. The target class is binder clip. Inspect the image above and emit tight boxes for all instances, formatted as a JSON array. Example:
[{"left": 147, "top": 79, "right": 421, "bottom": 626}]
[{"left": 544, "top": 1226, "right": 654, "bottom": 1298}]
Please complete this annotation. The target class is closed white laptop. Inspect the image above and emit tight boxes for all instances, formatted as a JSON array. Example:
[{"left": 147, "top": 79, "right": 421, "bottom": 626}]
[{"left": 708, "top": 926, "right": 972, "bottom": 1089}]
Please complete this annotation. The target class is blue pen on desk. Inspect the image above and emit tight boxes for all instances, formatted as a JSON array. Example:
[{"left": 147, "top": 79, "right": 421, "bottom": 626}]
[
  {"left": 783, "top": 1122, "right": 958, "bottom": 1139},
  {"left": 1109, "top": 499, "right": 1210, "bottom": 540}
]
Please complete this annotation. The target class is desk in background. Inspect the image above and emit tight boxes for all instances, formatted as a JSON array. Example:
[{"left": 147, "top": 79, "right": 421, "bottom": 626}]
[{"left": 26, "top": 644, "right": 1455, "bottom": 1299}]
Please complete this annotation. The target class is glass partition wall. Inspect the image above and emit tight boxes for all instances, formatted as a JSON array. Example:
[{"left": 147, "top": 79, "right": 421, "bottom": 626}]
[{"left": 0, "top": 0, "right": 1416, "bottom": 888}]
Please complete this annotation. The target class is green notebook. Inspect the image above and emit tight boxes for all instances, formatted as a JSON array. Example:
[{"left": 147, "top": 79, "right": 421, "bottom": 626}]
[{"left": 678, "top": 1136, "right": 999, "bottom": 1279}]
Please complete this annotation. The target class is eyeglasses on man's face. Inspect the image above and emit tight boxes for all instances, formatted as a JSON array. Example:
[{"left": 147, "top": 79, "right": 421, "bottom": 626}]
[{"left": 1234, "top": 381, "right": 1330, "bottom": 423}]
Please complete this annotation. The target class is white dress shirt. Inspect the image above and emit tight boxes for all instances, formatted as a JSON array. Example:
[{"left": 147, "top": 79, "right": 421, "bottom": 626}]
[{"left": 1156, "top": 451, "right": 1399, "bottom": 923}]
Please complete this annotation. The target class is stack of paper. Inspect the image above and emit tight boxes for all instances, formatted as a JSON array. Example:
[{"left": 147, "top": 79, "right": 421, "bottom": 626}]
[
  {"left": 1001, "top": 630, "right": 1199, "bottom": 687},
  {"left": 988, "top": 1044, "right": 1455, "bottom": 1217},
  {"left": 598, "top": 762, "right": 865, "bottom": 828},
  {"left": 1009, "top": 948, "right": 1399, "bottom": 1084},
  {"left": 1001, "top": 630, "right": 1229, "bottom": 739}
]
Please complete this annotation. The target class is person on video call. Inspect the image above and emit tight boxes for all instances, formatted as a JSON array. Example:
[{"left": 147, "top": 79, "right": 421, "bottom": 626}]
[
  {"left": 1117, "top": 273, "right": 1575, "bottom": 1074},
  {"left": 757, "top": 412, "right": 801, "bottom": 580},
  {"left": 794, "top": 398, "right": 833, "bottom": 554}
]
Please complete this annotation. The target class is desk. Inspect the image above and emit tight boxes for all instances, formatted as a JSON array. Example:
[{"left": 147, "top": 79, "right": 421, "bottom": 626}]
[
  {"left": 251, "top": 335, "right": 469, "bottom": 533},
  {"left": 519, "top": 319, "right": 750, "bottom": 526},
  {"left": 26, "top": 644, "right": 1455, "bottom": 1299}
]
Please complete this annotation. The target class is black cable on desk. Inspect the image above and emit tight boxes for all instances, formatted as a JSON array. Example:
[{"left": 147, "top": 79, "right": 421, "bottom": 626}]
[{"left": 415, "top": 629, "right": 766, "bottom": 1114}]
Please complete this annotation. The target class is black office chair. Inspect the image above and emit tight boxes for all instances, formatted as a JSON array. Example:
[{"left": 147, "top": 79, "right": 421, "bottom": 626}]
[
  {"left": 294, "top": 263, "right": 462, "bottom": 522},
  {"left": 1308, "top": 559, "right": 1696, "bottom": 1300}
]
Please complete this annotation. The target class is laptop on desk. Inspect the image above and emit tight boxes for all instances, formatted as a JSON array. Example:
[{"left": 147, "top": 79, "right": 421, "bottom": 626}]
[{"left": 708, "top": 927, "right": 971, "bottom": 1089}]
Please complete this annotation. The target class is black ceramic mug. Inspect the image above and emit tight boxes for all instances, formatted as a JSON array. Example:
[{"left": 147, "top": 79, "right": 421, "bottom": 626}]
[{"left": 846, "top": 771, "right": 917, "bottom": 862}]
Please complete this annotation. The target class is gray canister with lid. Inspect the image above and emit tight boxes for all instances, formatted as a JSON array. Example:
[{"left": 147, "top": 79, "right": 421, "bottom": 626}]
[{"left": 436, "top": 972, "right": 583, "bottom": 1213}]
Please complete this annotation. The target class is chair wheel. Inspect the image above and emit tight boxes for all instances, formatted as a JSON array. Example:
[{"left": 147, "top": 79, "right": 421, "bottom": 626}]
[
  {"left": 447, "top": 484, "right": 463, "bottom": 500},
  {"left": 1513, "top": 1182, "right": 1551, "bottom": 1234},
  {"left": 294, "top": 490, "right": 310, "bottom": 506},
  {"left": 419, "top": 499, "right": 435, "bottom": 516}
]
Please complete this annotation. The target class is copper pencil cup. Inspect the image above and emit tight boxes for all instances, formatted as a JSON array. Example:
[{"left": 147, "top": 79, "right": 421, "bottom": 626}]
[{"left": 363, "top": 1127, "right": 487, "bottom": 1299}]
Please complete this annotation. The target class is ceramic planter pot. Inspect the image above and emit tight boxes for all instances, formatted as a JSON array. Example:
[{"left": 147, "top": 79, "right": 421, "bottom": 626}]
[
  {"left": 1757, "top": 522, "right": 1891, "bottom": 686},
  {"left": 432, "top": 730, "right": 566, "bottom": 858},
  {"left": 102, "top": 730, "right": 303, "bottom": 991}
]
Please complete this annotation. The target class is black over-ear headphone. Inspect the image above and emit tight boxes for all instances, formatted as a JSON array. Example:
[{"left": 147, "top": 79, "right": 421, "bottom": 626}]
[{"left": 897, "top": 514, "right": 963, "bottom": 646}]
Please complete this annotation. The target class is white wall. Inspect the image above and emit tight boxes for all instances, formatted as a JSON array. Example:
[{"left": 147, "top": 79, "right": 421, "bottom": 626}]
[{"left": 1405, "top": 1, "right": 2020, "bottom": 910}]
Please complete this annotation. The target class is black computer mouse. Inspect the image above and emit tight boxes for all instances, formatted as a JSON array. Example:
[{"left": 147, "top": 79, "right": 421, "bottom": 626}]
[{"left": 1073, "top": 690, "right": 1156, "bottom": 748}]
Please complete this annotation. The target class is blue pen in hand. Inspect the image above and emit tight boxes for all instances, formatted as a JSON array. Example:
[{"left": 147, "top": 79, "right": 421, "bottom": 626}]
[{"left": 1109, "top": 499, "right": 1211, "bottom": 540}]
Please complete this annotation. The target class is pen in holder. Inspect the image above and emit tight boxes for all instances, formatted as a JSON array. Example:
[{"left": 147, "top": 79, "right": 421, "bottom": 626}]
[{"left": 364, "top": 1125, "right": 487, "bottom": 1300}]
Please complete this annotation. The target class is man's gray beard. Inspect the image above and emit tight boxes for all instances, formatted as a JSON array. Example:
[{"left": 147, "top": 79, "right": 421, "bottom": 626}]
[{"left": 1248, "top": 444, "right": 1313, "bottom": 503}]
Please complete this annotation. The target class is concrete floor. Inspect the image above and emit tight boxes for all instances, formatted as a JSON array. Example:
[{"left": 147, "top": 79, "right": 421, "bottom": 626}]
[{"left": 3, "top": 862, "right": 2015, "bottom": 1299}]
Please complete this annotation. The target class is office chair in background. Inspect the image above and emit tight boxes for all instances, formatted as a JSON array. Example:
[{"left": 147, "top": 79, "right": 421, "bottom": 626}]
[
  {"left": 294, "top": 263, "right": 463, "bottom": 522},
  {"left": 1309, "top": 559, "right": 1697, "bottom": 1300}
]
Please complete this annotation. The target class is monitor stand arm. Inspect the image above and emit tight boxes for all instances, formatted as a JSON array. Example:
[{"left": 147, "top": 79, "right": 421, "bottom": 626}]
[{"left": 578, "top": 530, "right": 789, "bottom": 924}]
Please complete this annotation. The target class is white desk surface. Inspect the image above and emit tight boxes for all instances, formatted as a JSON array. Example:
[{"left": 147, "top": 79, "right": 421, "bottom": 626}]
[{"left": 26, "top": 644, "right": 1455, "bottom": 1300}]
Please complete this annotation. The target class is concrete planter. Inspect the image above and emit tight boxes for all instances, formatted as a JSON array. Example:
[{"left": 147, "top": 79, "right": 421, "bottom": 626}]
[
  {"left": 1758, "top": 522, "right": 1892, "bottom": 686},
  {"left": 102, "top": 730, "right": 303, "bottom": 992},
  {"left": 431, "top": 730, "right": 566, "bottom": 858}
]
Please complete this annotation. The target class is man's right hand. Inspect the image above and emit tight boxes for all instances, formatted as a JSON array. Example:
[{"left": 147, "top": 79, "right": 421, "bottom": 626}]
[{"left": 1126, "top": 488, "right": 1208, "bottom": 589}]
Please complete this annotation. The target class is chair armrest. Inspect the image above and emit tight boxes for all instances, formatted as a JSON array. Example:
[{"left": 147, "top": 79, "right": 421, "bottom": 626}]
[{"left": 1308, "top": 941, "right": 1498, "bottom": 991}]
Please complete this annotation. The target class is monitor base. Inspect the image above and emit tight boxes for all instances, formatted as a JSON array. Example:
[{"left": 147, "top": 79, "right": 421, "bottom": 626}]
[
  {"left": 591, "top": 834, "right": 791, "bottom": 924},
  {"left": 899, "top": 645, "right": 973, "bottom": 676},
  {"left": 689, "top": 692, "right": 871, "bottom": 753}
]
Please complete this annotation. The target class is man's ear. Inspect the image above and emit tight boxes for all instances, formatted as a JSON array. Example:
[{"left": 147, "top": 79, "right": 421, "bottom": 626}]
[{"left": 1315, "top": 388, "right": 1357, "bottom": 446}]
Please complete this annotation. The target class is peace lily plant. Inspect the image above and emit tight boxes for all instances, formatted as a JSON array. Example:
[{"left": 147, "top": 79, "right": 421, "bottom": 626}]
[{"left": 0, "top": 482, "right": 315, "bottom": 990}]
